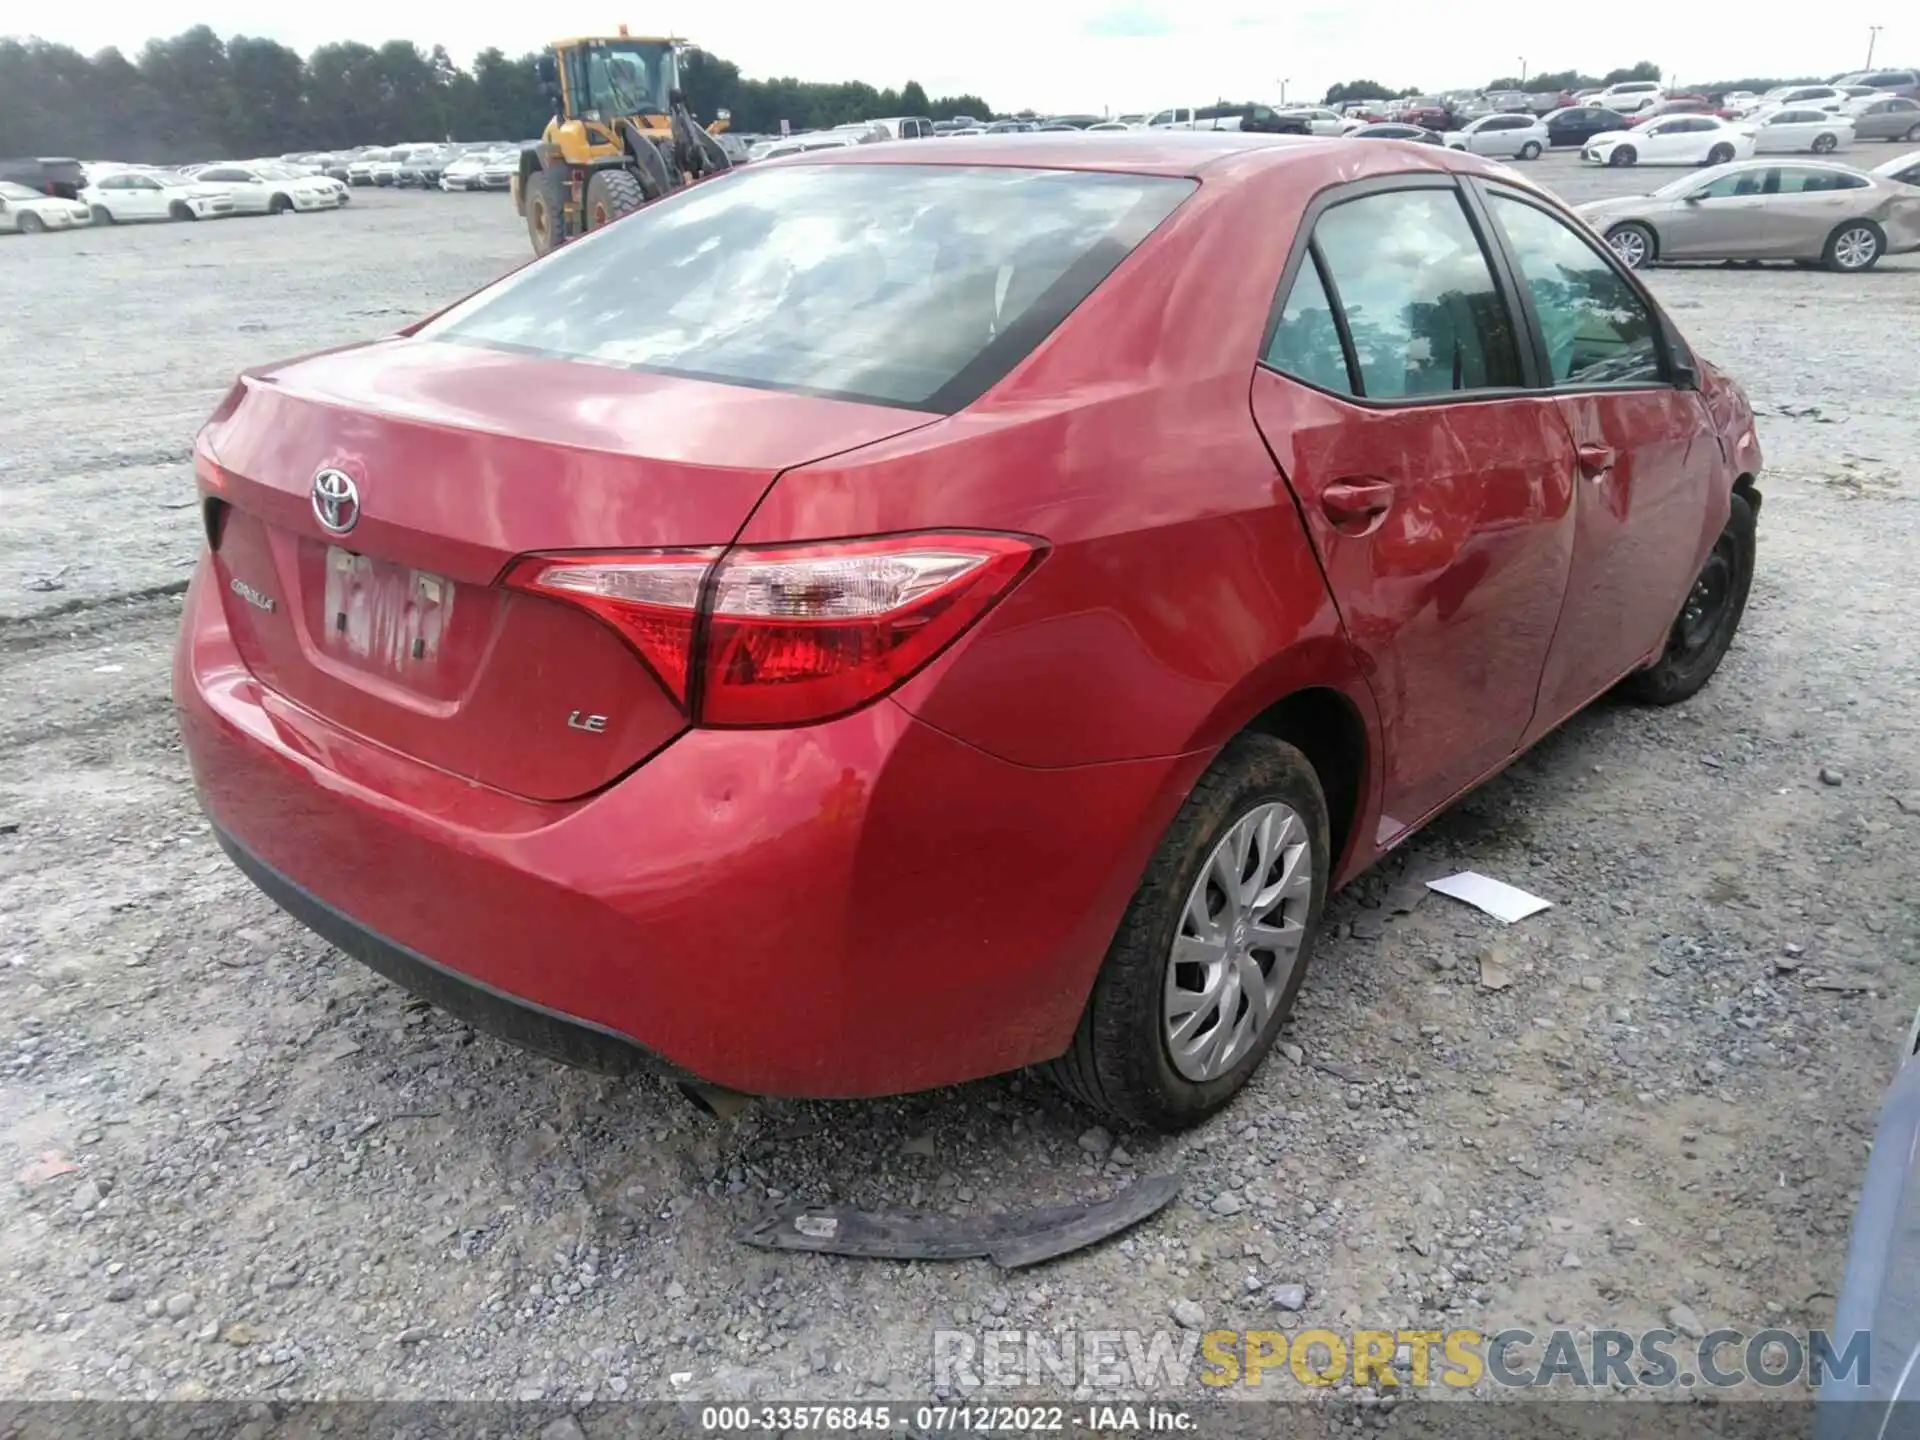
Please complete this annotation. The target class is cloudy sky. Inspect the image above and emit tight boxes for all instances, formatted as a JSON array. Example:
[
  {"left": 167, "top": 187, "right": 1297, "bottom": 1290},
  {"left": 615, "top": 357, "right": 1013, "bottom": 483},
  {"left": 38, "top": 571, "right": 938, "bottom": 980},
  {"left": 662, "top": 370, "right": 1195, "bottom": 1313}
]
[{"left": 8, "top": 2, "right": 1886, "bottom": 113}]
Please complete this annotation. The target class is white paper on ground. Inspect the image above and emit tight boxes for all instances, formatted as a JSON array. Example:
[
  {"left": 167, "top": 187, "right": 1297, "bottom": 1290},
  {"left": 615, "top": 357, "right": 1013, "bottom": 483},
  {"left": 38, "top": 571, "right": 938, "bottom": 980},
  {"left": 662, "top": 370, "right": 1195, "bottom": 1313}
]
[{"left": 1425, "top": 872, "right": 1553, "bottom": 924}]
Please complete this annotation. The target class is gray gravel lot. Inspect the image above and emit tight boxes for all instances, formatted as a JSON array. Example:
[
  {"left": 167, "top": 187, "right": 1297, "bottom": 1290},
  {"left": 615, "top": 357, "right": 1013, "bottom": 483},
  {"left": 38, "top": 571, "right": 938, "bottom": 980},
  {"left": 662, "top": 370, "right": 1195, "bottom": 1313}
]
[{"left": 1, "top": 156, "right": 1917, "bottom": 1407}]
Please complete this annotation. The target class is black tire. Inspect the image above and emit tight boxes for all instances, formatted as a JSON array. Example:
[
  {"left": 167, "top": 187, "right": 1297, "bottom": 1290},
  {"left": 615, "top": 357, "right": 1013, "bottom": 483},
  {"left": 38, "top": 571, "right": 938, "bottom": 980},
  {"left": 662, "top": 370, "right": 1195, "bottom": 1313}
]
[
  {"left": 168, "top": 201, "right": 196, "bottom": 221},
  {"left": 1044, "top": 734, "right": 1331, "bottom": 1131},
  {"left": 1518, "top": 140, "right": 1542, "bottom": 160},
  {"left": 524, "top": 165, "right": 568, "bottom": 255},
  {"left": 1606, "top": 222, "right": 1656, "bottom": 270},
  {"left": 1823, "top": 219, "right": 1884, "bottom": 272},
  {"left": 17, "top": 212, "right": 45, "bottom": 234},
  {"left": 583, "top": 168, "right": 646, "bottom": 231},
  {"left": 1609, "top": 144, "right": 1637, "bottom": 167},
  {"left": 1706, "top": 143, "right": 1735, "bottom": 165},
  {"left": 268, "top": 193, "right": 293, "bottom": 215},
  {"left": 90, "top": 205, "right": 114, "bottom": 224},
  {"left": 1620, "top": 491, "right": 1756, "bottom": 706},
  {"left": 1811, "top": 133, "right": 1838, "bottom": 155},
  {"left": 1906, "top": 123, "right": 1920, "bottom": 143}
]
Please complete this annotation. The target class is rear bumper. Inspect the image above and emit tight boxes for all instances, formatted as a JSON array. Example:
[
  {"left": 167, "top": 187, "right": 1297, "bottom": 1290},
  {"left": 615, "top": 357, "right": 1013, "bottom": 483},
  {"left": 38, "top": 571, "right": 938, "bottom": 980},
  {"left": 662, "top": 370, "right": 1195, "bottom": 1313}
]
[{"left": 175, "top": 558, "right": 1203, "bottom": 1097}]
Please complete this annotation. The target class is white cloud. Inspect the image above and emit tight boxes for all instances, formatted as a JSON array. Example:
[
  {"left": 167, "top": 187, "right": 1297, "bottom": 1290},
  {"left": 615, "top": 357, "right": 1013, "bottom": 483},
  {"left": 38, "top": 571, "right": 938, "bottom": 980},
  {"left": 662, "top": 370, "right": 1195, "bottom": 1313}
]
[{"left": 10, "top": 0, "right": 1876, "bottom": 114}]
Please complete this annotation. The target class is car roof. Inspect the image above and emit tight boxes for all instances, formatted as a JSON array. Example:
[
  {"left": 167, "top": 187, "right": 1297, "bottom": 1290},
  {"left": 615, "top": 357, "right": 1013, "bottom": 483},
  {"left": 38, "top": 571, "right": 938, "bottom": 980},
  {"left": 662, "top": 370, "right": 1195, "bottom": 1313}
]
[{"left": 791, "top": 131, "right": 1339, "bottom": 178}]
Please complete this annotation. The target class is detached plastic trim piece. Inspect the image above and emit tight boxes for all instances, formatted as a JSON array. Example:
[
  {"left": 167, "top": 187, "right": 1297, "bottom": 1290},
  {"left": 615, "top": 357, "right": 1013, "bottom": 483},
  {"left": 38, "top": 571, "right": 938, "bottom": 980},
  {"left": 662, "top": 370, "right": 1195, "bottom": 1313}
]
[{"left": 736, "top": 1170, "right": 1183, "bottom": 1269}]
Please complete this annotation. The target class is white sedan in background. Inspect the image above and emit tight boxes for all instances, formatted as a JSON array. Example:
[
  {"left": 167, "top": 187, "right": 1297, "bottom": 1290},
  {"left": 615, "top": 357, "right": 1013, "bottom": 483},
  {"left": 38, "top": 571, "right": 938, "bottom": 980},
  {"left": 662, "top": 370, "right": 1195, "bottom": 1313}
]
[
  {"left": 1583, "top": 115, "right": 1754, "bottom": 166},
  {"left": 1446, "top": 112, "right": 1549, "bottom": 158},
  {"left": 81, "top": 171, "right": 235, "bottom": 222},
  {"left": 1743, "top": 107, "right": 1855, "bottom": 155},
  {"left": 189, "top": 164, "right": 349, "bottom": 215},
  {"left": 0, "top": 181, "right": 93, "bottom": 233},
  {"left": 1283, "top": 107, "right": 1347, "bottom": 137}
]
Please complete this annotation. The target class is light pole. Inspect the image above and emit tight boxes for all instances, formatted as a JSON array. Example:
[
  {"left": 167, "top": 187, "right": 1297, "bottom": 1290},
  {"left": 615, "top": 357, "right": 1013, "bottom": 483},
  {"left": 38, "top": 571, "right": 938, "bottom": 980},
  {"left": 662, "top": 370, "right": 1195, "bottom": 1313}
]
[
  {"left": 1280, "top": 78, "right": 1289, "bottom": 104},
  {"left": 1519, "top": 57, "right": 1527, "bottom": 85},
  {"left": 1866, "top": 26, "right": 1883, "bottom": 68}
]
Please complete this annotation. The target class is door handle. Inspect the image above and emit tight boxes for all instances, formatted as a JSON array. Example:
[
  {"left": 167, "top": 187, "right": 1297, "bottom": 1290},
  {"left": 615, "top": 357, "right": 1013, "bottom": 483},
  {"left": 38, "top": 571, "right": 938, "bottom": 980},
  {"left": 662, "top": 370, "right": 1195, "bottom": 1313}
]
[
  {"left": 1321, "top": 479, "right": 1396, "bottom": 533},
  {"left": 1577, "top": 444, "right": 1617, "bottom": 478}
]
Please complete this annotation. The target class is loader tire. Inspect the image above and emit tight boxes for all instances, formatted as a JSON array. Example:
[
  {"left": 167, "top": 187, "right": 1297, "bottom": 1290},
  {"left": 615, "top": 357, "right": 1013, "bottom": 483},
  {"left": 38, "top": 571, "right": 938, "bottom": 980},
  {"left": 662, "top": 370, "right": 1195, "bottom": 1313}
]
[
  {"left": 584, "top": 169, "right": 646, "bottom": 232},
  {"left": 524, "top": 166, "right": 568, "bottom": 256}
]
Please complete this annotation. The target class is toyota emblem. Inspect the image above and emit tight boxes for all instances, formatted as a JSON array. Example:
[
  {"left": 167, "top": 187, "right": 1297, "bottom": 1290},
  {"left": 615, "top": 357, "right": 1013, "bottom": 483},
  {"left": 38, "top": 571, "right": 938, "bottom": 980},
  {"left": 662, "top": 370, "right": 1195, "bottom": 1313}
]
[{"left": 310, "top": 468, "right": 360, "bottom": 535}]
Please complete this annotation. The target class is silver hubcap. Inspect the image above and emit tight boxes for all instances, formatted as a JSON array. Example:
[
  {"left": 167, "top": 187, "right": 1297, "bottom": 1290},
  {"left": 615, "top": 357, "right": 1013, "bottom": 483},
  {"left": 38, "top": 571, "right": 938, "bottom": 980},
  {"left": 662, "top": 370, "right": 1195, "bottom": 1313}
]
[
  {"left": 1835, "top": 229, "right": 1876, "bottom": 269},
  {"left": 1164, "top": 803, "right": 1312, "bottom": 1083},
  {"left": 1610, "top": 230, "right": 1647, "bottom": 267}
]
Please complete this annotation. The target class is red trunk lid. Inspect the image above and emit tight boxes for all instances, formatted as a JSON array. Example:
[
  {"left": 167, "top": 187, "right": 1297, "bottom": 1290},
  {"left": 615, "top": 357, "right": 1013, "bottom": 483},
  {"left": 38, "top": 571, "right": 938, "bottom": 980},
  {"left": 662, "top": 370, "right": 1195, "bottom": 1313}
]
[{"left": 198, "top": 336, "right": 935, "bottom": 801}]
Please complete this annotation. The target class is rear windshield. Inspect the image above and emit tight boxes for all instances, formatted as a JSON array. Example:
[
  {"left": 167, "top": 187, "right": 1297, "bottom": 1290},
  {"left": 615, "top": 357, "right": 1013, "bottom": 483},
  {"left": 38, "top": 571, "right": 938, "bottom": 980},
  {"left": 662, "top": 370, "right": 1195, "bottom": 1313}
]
[{"left": 421, "top": 163, "right": 1195, "bottom": 411}]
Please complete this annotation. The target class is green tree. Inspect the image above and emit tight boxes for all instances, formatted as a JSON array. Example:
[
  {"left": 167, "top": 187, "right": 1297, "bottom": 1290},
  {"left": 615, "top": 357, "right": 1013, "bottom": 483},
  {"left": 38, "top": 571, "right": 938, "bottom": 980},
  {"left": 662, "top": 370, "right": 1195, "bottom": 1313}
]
[{"left": 900, "top": 80, "right": 930, "bottom": 115}]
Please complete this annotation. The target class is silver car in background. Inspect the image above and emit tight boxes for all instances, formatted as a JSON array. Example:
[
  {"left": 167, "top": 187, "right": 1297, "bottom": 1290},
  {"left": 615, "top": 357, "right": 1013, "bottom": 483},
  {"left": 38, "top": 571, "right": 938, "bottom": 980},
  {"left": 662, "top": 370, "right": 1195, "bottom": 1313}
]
[
  {"left": 1846, "top": 95, "right": 1920, "bottom": 144},
  {"left": 1576, "top": 159, "right": 1920, "bottom": 272},
  {"left": 1875, "top": 150, "right": 1920, "bottom": 187},
  {"left": 1445, "top": 113, "right": 1549, "bottom": 159}
]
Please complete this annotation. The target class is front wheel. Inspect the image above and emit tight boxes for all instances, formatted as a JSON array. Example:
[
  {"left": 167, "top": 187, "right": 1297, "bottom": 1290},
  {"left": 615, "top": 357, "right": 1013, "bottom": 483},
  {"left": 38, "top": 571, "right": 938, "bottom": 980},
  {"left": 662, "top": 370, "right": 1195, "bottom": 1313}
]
[
  {"left": 1608, "top": 145, "right": 1637, "bottom": 167},
  {"left": 1825, "top": 220, "right": 1883, "bottom": 272},
  {"left": 268, "top": 194, "right": 293, "bottom": 215},
  {"left": 523, "top": 165, "right": 568, "bottom": 255},
  {"left": 1906, "top": 123, "right": 1920, "bottom": 143},
  {"left": 1620, "top": 491, "right": 1756, "bottom": 705},
  {"left": 1811, "top": 132, "right": 1838, "bottom": 155},
  {"left": 1606, "top": 222, "right": 1656, "bottom": 270},
  {"left": 583, "top": 168, "right": 646, "bottom": 231},
  {"left": 1518, "top": 140, "right": 1542, "bottom": 160},
  {"left": 1706, "top": 143, "right": 1735, "bottom": 165},
  {"left": 90, "top": 205, "right": 114, "bottom": 224},
  {"left": 1045, "top": 734, "right": 1330, "bottom": 1131},
  {"left": 16, "top": 212, "right": 45, "bottom": 234}
]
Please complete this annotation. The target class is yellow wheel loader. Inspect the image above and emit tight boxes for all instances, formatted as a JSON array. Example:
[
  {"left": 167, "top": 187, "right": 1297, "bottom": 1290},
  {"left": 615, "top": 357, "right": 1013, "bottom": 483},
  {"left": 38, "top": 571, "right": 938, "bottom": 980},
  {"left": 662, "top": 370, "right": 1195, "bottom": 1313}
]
[{"left": 512, "top": 29, "right": 734, "bottom": 255}]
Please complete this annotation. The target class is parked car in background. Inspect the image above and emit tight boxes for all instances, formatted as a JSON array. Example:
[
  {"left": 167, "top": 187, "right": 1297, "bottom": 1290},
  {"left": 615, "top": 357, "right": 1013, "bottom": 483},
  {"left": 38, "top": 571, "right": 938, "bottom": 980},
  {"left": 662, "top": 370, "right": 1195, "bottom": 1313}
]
[
  {"left": 81, "top": 171, "right": 234, "bottom": 222},
  {"left": 1446, "top": 113, "right": 1548, "bottom": 159},
  {"left": 396, "top": 146, "right": 455, "bottom": 188},
  {"left": 1756, "top": 85, "right": 1851, "bottom": 114},
  {"left": 0, "top": 156, "right": 85, "bottom": 199},
  {"left": 746, "top": 133, "right": 862, "bottom": 161},
  {"left": 1846, "top": 95, "right": 1920, "bottom": 143},
  {"left": 1583, "top": 116, "right": 1753, "bottom": 167},
  {"left": 1873, "top": 149, "right": 1920, "bottom": 186},
  {"left": 1721, "top": 90, "right": 1761, "bottom": 111},
  {"left": 1743, "top": 108, "right": 1854, "bottom": 155},
  {"left": 870, "top": 116, "right": 936, "bottom": 139},
  {"left": 190, "top": 164, "right": 349, "bottom": 214},
  {"left": 1345, "top": 123, "right": 1446, "bottom": 145},
  {"left": 346, "top": 150, "right": 393, "bottom": 186},
  {"left": 0, "top": 179, "right": 93, "bottom": 232},
  {"left": 1594, "top": 80, "right": 1665, "bottom": 114},
  {"left": 1544, "top": 106, "right": 1631, "bottom": 147},
  {"left": 438, "top": 151, "right": 491, "bottom": 191},
  {"left": 1577, "top": 160, "right": 1920, "bottom": 271},
  {"left": 176, "top": 134, "right": 1765, "bottom": 1132},
  {"left": 1833, "top": 68, "right": 1920, "bottom": 101},
  {"left": 1284, "top": 107, "right": 1347, "bottom": 137},
  {"left": 1394, "top": 99, "right": 1456, "bottom": 130},
  {"left": 1631, "top": 96, "right": 1727, "bottom": 125}
]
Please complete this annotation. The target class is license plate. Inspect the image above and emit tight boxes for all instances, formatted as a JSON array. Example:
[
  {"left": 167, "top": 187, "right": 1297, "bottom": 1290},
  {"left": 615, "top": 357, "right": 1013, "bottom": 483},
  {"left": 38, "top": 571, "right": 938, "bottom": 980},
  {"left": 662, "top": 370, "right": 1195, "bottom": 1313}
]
[{"left": 322, "top": 546, "right": 453, "bottom": 671}]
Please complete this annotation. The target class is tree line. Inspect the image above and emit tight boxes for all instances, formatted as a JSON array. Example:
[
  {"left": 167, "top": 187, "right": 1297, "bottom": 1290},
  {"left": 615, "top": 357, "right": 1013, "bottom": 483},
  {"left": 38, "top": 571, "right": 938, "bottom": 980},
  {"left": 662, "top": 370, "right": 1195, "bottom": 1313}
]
[
  {"left": 0, "top": 28, "right": 994, "bottom": 164},
  {"left": 1322, "top": 61, "right": 1835, "bottom": 105}
]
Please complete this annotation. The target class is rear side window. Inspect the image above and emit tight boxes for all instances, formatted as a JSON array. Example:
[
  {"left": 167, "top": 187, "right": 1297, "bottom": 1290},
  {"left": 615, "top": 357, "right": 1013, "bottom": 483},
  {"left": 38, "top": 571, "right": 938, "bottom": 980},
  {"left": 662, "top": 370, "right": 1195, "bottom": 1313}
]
[
  {"left": 1485, "top": 195, "right": 1662, "bottom": 387},
  {"left": 422, "top": 164, "right": 1193, "bottom": 412},
  {"left": 1308, "top": 189, "right": 1523, "bottom": 399},
  {"left": 1264, "top": 256, "right": 1353, "bottom": 395}
]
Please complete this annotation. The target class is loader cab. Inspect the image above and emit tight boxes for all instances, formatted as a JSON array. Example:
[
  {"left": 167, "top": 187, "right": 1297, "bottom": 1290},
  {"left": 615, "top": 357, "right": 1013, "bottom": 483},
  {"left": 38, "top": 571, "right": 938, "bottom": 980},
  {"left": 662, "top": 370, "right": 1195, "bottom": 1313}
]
[{"left": 548, "top": 36, "right": 680, "bottom": 125}]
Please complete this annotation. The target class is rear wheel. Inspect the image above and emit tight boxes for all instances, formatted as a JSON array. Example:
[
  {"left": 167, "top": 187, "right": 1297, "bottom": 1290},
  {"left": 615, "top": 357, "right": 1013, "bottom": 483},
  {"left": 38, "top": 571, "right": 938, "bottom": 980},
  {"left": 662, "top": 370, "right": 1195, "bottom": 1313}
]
[
  {"left": 583, "top": 168, "right": 646, "bottom": 232},
  {"left": 1608, "top": 144, "right": 1637, "bottom": 166},
  {"left": 1825, "top": 220, "right": 1884, "bottom": 272},
  {"left": 1621, "top": 491, "right": 1756, "bottom": 705},
  {"left": 524, "top": 165, "right": 568, "bottom": 255},
  {"left": 17, "top": 212, "right": 45, "bottom": 234},
  {"left": 1518, "top": 140, "right": 1542, "bottom": 160},
  {"left": 1605, "top": 222, "right": 1656, "bottom": 269},
  {"left": 1706, "top": 142, "right": 1735, "bottom": 164},
  {"left": 1812, "top": 132, "right": 1839, "bottom": 155},
  {"left": 1045, "top": 734, "right": 1330, "bottom": 1131},
  {"left": 90, "top": 205, "right": 114, "bottom": 224},
  {"left": 1906, "top": 123, "right": 1920, "bottom": 142}
]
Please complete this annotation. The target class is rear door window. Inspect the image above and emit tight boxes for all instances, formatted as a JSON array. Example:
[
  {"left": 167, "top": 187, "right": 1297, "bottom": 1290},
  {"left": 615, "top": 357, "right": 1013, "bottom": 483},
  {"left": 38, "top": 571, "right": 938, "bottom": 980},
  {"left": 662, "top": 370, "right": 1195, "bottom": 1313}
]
[
  {"left": 1263, "top": 255, "right": 1354, "bottom": 395},
  {"left": 1305, "top": 188, "right": 1523, "bottom": 399},
  {"left": 422, "top": 164, "right": 1194, "bottom": 412}
]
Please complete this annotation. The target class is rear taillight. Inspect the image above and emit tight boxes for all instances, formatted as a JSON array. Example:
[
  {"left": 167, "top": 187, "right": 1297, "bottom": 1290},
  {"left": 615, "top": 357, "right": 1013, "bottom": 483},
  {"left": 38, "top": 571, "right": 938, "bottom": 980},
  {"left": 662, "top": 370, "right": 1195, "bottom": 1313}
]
[{"left": 505, "top": 532, "right": 1042, "bottom": 727}]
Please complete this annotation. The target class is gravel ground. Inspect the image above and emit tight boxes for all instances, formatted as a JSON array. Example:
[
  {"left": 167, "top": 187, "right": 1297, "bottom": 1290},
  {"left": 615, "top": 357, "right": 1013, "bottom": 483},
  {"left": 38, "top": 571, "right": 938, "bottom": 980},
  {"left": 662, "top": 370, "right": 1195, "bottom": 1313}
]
[{"left": 1, "top": 159, "right": 1917, "bottom": 1409}]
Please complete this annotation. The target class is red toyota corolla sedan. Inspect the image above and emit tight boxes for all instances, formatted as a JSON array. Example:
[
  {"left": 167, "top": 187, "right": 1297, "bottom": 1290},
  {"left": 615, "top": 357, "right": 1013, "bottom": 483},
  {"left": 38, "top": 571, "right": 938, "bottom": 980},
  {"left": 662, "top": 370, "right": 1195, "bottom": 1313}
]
[{"left": 176, "top": 134, "right": 1763, "bottom": 1130}]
